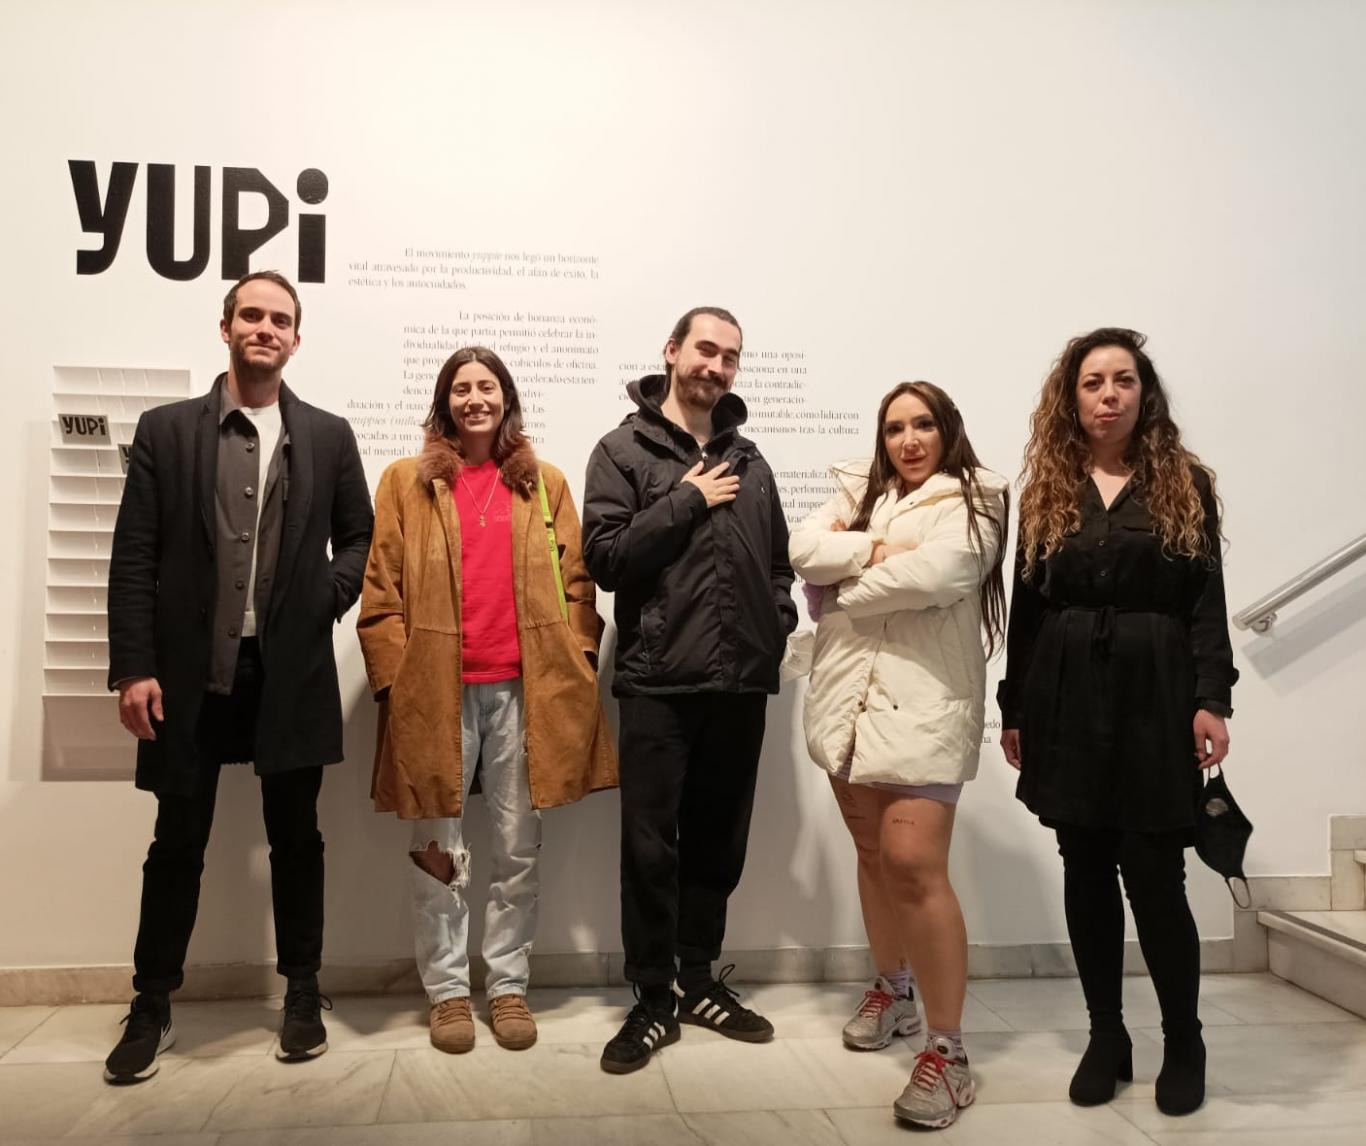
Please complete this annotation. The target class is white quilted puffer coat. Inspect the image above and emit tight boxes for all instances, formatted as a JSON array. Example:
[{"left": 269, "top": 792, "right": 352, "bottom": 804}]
[{"left": 789, "top": 460, "right": 1008, "bottom": 786}]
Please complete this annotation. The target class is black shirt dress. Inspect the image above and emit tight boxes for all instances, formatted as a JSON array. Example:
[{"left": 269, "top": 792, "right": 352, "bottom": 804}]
[{"left": 997, "top": 467, "right": 1238, "bottom": 834}]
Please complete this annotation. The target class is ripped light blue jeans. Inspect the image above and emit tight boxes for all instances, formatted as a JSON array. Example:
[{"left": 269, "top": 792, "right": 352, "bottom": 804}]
[{"left": 409, "top": 680, "right": 542, "bottom": 1002}]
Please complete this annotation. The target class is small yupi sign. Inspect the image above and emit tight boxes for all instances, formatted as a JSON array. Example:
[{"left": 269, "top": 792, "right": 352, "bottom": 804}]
[{"left": 60, "top": 413, "right": 111, "bottom": 445}]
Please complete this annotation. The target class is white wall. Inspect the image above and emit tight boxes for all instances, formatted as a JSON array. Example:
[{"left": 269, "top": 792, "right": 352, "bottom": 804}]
[{"left": 3, "top": 0, "right": 1365, "bottom": 976}]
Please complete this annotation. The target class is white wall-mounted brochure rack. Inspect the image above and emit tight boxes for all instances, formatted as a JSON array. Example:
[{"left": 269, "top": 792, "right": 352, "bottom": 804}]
[{"left": 45, "top": 366, "right": 191, "bottom": 777}]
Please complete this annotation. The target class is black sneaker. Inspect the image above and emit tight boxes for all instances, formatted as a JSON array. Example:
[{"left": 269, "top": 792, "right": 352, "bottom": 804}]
[
  {"left": 600, "top": 998, "right": 680, "bottom": 1074},
  {"left": 673, "top": 964, "right": 773, "bottom": 1043},
  {"left": 277, "top": 978, "right": 332, "bottom": 1061},
  {"left": 104, "top": 993, "right": 174, "bottom": 1083}
]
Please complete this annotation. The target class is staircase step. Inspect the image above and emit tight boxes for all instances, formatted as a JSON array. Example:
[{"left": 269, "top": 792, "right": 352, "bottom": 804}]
[{"left": 1259, "top": 910, "right": 1366, "bottom": 1018}]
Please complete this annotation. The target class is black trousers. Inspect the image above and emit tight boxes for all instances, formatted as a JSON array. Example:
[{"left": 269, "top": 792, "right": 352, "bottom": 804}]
[
  {"left": 618, "top": 693, "right": 768, "bottom": 987},
  {"left": 131, "top": 639, "right": 326, "bottom": 994},
  {"left": 1055, "top": 824, "right": 1202, "bottom": 1040}
]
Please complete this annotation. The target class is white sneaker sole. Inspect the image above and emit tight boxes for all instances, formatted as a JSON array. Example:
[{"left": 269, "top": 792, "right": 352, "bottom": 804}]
[
  {"left": 276, "top": 1039, "right": 328, "bottom": 1062},
  {"left": 103, "top": 1022, "right": 175, "bottom": 1083}
]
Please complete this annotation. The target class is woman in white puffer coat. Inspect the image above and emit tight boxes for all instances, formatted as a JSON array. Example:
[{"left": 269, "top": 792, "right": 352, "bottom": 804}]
[{"left": 790, "top": 381, "right": 1007, "bottom": 1132}]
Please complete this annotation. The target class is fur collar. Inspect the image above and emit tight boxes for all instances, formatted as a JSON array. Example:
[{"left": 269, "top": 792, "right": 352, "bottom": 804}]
[{"left": 417, "top": 433, "right": 539, "bottom": 495}]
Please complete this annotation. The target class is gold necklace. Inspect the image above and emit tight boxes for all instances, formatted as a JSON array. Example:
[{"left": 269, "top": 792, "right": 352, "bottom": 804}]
[{"left": 457, "top": 467, "right": 499, "bottom": 527}]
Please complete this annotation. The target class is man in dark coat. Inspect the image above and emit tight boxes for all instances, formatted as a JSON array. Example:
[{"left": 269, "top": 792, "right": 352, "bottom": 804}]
[
  {"left": 583, "top": 306, "right": 797, "bottom": 1074},
  {"left": 102, "top": 271, "right": 374, "bottom": 1084}
]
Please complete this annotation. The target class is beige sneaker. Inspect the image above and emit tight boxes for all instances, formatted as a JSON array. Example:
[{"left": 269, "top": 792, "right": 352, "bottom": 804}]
[
  {"left": 489, "top": 993, "right": 537, "bottom": 1050},
  {"left": 430, "top": 997, "right": 475, "bottom": 1053}
]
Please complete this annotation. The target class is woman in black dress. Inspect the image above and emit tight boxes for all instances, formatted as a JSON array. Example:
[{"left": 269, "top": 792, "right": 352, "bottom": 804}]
[{"left": 998, "top": 328, "right": 1236, "bottom": 1117}]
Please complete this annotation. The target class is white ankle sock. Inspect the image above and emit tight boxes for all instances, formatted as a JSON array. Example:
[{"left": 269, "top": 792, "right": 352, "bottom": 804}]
[{"left": 880, "top": 968, "right": 914, "bottom": 999}]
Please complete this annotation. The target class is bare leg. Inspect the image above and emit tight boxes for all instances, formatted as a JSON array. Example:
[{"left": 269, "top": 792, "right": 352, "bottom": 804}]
[
  {"left": 830, "top": 774, "right": 910, "bottom": 976},
  {"left": 877, "top": 794, "right": 966, "bottom": 1032},
  {"left": 411, "top": 841, "right": 456, "bottom": 885}
]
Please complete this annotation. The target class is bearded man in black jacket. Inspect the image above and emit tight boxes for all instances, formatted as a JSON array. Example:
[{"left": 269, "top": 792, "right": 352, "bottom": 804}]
[
  {"left": 583, "top": 306, "right": 797, "bottom": 1074},
  {"left": 102, "top": 272, "right": 373, "bottom": 1084}
]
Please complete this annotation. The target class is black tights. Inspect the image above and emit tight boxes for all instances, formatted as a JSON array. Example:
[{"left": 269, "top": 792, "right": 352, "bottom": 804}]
[{"left": 1056, "top": 824, "right": 1201, "bottom": 1041}]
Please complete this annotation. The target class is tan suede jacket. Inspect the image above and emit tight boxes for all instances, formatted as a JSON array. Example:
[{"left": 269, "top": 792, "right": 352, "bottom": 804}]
[{"left": 358, "top": 435, "right": 617, "bottom": 819}]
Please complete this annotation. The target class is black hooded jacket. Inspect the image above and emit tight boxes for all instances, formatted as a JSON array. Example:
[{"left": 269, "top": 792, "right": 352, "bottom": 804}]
[{"left": 582, "top": 375, "right": 797, "bottom": 697}]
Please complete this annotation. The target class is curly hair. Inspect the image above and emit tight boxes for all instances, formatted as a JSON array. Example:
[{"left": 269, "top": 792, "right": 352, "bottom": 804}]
[
  {"left": 1017, "top": 328, "right": 1217, "bottom": 579},
  {"left": 847, "top": 381, "right": 1009, "bottom": 657}
]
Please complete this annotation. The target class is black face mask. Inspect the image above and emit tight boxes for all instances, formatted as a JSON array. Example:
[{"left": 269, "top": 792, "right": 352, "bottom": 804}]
[{"left": 1195, "top": 766, "right": 1253, "bottom": 907}]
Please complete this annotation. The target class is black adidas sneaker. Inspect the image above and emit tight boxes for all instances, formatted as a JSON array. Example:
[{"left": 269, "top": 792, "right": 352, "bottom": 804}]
[
  {"left": 673, "top": 964, "right": 774, "bottom": 1043},
  {"left": 600, "top": 1000, "right": 680, "bottom": 1074}
]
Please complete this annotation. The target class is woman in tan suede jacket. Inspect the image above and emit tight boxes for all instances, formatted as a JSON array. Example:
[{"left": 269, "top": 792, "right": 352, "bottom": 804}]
[{"left": 358, "top": 346, "right": 616, "bottom": 1056}]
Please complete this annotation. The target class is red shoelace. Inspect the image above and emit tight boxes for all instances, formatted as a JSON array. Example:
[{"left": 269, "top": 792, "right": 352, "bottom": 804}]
[
  {"left": 909, "top": 1046, "right": 951, "bottom": 1093},
  {"left": 856, "top": 988, "right": 895, "bottom": 1019}
]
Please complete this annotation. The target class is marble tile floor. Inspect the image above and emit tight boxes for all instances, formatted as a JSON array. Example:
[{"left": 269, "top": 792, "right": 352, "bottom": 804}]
[{"left": 1, "top": 973, "right": 1364, "bottom": 1144}]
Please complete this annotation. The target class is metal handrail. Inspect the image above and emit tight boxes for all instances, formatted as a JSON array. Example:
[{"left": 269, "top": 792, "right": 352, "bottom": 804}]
[{"left": 1233, "top": 532, "right": 1366, "bottom": 633}]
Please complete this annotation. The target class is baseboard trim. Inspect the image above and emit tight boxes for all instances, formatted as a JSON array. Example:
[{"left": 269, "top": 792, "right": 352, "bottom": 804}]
[{"left": 0, "top": 939, "right": 1235, "bottom": 1006}]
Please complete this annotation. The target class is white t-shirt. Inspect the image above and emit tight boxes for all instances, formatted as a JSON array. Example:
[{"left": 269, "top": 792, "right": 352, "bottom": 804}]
[{"left": 239, "top": 402, "right": 283, "bottom": 637}]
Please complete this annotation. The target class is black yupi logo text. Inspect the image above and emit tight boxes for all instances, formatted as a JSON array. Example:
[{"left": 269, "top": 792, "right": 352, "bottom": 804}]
[
  {"left": 68, "top": 162, "right": 328, "bottom": 283},
  {"left": 60, "top": 414, "right": 112, "bottom": 445}
]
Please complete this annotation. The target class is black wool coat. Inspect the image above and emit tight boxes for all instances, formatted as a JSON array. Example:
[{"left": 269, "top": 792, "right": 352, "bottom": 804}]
[{"left": 107, "top": 375, "right": 374, "bottom": 795}]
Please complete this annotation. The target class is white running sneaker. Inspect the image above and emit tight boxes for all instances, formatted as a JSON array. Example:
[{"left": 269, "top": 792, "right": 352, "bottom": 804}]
[
  {"left": 841, "top": 976, "right": 922, "bottom": 1050},
  {"left": 893, "top": 1037, "right": 976, "bottom": 1129}
]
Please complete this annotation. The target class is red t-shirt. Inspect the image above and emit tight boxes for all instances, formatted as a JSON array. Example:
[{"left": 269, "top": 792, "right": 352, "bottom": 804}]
[{"left": 452, "top": 460, "right": 521, "bottom": 682}]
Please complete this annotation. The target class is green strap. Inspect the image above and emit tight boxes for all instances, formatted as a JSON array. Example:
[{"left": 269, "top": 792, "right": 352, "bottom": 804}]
[{"left": 538, "top": 474, "right": 569, "bottom": 621}]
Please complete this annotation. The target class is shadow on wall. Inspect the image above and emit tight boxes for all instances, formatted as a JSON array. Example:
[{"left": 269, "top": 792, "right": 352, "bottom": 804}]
[
  {"left": 34, "top": 600, "right": 1055, "bottom": 976},
  {"left": 952, "top": 759, "right": 1059, "bottom": 957},
  {"left": 726, "top": 681, "right": 840, "bottom": 953},
  {"left": 320, "top": 627, "right": 628, "bottom": 977},
  {"left": 187, "top": 647, "right": 402, "bottom": 976},
  {"left": 315, "top": 634, "right": 843, "bottom": 973},
  {"left": 1242, "top": 568, "right": 1366, "bottom": 693},
  {"left": 735, "top": 681, "right": 1061, "bottom": 960},
  {"left": 168, "top": 645, "right": 412, "bottom": 979},
  {"left": 15, "top": 421, "right": 48, "bottom": 785},
  {"left": 311, "top": 641, "right": 1062, "bottom": 973}
]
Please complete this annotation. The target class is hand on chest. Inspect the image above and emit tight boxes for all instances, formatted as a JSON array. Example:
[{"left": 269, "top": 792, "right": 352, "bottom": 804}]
[{"left": 645, "top": 448, "right": 765, "bottom": 507}]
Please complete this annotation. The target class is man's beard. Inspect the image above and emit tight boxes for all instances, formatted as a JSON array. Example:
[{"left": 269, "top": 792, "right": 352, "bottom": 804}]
[
  {"left": 671, "top": 370, "right": 724, "bottom": 412},
  {"left": 231, "top": 340, "right": 284, "bottom": 382}
]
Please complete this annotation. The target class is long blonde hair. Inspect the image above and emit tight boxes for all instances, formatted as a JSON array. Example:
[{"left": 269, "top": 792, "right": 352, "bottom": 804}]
[{"left": 1018, "top": 328, "right": 1217, "bottom": 579}]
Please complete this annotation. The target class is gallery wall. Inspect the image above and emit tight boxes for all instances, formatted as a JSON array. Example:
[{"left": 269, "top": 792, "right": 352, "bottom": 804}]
[{"left": 2, "top": 0, "right": 1365, "bottom": 978}]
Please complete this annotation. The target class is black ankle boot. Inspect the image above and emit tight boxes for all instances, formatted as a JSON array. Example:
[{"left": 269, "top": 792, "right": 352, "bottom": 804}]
[
  {"left": 1155, "top": 1033, "right": 1206, "bottom": 1116},
  {"left": 1069, "top": 1029, "right": 1133, "bottom": 1106}
]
